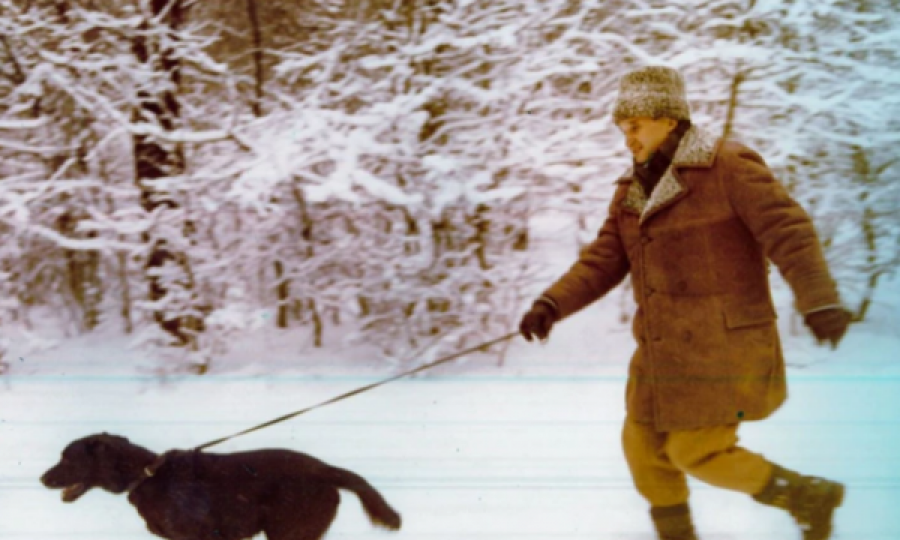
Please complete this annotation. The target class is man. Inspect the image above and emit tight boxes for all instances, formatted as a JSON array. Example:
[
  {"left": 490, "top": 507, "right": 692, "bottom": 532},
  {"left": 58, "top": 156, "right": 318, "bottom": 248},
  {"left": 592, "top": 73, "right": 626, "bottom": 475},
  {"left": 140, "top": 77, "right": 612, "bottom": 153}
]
[{"left": 518, "top": 66, "right": 852, "bottom": 540}]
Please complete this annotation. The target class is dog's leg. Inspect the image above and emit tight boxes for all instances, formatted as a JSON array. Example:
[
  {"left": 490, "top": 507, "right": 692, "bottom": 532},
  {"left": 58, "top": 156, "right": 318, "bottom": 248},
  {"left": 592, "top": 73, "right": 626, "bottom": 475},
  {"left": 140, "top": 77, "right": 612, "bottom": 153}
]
[{"left": 262, "top": 484, "right": 339, "bottom": 540}]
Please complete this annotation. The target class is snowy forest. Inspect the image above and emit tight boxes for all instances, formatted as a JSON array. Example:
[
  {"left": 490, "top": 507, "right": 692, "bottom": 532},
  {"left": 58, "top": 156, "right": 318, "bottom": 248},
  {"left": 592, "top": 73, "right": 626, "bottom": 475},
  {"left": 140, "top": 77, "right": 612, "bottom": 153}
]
[{"left": 0, "top": 0, "right": 898, "bottom": 373}]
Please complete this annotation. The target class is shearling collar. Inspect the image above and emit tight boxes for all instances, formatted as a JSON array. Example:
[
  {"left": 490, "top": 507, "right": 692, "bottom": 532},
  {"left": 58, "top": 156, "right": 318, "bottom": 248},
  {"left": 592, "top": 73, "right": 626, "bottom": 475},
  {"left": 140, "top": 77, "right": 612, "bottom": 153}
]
[{"left": 618, "top": 125, "right": 720, "bottom": 224}]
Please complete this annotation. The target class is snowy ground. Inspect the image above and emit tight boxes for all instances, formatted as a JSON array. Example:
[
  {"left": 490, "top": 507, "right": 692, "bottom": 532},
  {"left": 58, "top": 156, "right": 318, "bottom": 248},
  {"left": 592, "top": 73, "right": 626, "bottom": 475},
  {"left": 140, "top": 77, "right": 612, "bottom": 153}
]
[{"left": 2, "top": 216, "right": 899, "bottom": 539}]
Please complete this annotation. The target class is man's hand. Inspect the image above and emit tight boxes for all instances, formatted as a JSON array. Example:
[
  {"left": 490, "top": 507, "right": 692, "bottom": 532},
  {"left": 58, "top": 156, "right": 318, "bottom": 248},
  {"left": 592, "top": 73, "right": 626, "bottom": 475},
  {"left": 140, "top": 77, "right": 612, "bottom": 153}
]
[
  {"left": 805, "top": 307, "right": 853, "bottom": 350},
  {"left": 519, "top": 299, "right": 558, "bottom": 342}
]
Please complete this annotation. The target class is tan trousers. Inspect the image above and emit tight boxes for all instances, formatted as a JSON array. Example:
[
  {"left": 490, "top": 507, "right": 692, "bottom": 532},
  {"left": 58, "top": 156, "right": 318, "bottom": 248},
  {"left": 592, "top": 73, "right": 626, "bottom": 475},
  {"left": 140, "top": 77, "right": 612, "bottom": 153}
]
[{"left": 622, "top": 415, "right": 774, "bottom": 507}]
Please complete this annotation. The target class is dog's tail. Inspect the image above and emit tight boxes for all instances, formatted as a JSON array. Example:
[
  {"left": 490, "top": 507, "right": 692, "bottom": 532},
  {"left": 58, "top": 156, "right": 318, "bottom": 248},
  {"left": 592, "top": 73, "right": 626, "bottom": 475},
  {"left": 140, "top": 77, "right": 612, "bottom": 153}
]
[{"left": 325, "top": 466, "right": 401, "bottom": 530}]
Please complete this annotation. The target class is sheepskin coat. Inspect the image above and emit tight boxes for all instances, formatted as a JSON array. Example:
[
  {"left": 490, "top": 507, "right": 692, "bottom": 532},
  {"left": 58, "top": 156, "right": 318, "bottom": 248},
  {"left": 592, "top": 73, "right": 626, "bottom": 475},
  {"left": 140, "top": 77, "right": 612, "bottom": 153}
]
[{"left": 541, "top": 125, "right": 840, "bottom": 431}]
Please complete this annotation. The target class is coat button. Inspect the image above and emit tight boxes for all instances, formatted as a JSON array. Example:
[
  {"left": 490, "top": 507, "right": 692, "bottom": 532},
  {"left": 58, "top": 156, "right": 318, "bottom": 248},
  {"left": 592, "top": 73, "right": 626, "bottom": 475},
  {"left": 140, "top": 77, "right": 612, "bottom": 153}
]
[
  {"left": 682, "top": 330, "right": 693, "bottom": 342},
  {"left": 677, "top": 280, "right": 688, "bottom": 292}
]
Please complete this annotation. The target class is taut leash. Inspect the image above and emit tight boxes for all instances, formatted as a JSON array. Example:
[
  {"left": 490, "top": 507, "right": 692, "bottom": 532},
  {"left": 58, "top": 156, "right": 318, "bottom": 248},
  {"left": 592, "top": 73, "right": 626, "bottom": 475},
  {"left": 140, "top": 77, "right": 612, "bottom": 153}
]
[{"left": 193, "top": 332, "right": 519, "bottom": 451}]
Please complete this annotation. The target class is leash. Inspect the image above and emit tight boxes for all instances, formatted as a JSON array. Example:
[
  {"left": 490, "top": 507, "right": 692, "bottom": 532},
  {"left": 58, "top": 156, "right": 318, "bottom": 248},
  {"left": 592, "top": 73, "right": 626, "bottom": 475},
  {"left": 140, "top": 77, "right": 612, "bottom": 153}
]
[{"left": 192, "top": 331, "right": 520, "bottom": 452}]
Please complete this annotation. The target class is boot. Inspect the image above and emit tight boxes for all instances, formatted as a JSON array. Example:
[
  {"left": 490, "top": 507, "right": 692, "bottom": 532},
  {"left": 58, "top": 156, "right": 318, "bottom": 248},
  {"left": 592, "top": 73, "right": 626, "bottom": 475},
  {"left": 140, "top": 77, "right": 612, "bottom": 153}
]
[
  {"left": 650, "top": 502, "right": 699, "bottom": 540},
  {"left": 752, "top": 463, "right": 845, "bottom": 540}
]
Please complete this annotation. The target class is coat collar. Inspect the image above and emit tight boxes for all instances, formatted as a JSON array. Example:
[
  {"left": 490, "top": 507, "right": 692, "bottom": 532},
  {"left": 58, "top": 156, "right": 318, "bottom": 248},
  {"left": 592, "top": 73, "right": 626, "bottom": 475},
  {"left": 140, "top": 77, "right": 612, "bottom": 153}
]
[{"left": 617, "top": 125, "right": 720, "bottom": 224}]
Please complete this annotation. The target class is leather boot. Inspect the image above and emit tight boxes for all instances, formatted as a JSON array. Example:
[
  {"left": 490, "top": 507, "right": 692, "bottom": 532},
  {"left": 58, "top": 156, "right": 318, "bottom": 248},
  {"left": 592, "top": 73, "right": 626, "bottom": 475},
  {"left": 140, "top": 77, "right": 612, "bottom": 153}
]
[
  {"left": 752, "top": 463, "right": 845, "bottom": 540},
  {"left": 650, "top": 502, "right": 699, "bottom": 540}
]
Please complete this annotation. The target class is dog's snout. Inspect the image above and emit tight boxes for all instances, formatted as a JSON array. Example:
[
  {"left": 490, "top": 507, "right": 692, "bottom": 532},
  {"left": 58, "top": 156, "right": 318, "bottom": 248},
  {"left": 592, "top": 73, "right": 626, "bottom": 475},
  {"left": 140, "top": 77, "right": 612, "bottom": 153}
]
[
  {"left": 41, "top": 464, "right": 65, "bottom": 487},
  {"left": 40, "top": 471, "right": 54, "bottom": 487},
  {"left": 40, "top": 468, "right": 55, "bottom": 486}
]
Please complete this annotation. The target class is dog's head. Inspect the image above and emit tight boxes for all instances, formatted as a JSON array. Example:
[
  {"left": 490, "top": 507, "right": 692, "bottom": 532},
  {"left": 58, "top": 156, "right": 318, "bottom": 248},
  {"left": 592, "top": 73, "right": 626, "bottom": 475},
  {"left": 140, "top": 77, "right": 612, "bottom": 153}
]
[{"left": 41, "top": 433, "right": 143, "bottom": 502}]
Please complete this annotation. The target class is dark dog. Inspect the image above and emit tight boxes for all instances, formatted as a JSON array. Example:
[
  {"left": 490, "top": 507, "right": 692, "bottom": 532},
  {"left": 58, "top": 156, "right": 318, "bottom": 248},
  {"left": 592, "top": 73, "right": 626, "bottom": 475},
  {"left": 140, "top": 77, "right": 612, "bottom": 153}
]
[{"left": 41, "top": 433, "right": 401, "bottom": 540}]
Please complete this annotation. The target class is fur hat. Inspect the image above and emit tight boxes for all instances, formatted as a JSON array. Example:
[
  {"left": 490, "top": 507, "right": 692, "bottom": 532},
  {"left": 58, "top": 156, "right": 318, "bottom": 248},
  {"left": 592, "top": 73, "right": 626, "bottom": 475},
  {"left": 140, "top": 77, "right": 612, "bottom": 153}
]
[{"left": 612, "top": 66, "right": 691, "bottom": 123}]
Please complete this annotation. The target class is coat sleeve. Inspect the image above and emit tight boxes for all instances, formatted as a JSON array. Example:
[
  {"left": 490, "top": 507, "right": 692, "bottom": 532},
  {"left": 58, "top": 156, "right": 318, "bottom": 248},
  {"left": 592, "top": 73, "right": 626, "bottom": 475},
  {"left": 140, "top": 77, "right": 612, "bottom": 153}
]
[
  {"left": 722, "top": 144, "right": 841, "bottom": 314},
  {"left": 539, "top": 184, "right": 631, "bottom": 320}
]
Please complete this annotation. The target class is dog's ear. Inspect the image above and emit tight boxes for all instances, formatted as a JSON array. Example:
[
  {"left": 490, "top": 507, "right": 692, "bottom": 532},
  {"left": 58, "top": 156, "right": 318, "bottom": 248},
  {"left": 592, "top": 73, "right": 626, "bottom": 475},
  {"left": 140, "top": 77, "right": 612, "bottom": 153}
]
[
  {"left": 95, "top": 433, "right": 126, "bottom": 444},
  {"left": 86, "top": 434, "right": 115, "bottom": 456},
  {"left": 85, "top": 437, "right": 103, "bottom": 455}
]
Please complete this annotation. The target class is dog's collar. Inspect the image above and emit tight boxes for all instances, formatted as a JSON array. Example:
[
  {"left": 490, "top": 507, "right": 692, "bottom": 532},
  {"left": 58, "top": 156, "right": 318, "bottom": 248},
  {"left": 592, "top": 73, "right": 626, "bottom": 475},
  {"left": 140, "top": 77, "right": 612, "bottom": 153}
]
[
  {"left": 126, "top": 454, "right": 167, "bottom": 493},
  {"left": 144, "top": 454, "right": 166, "bottom": 477}
]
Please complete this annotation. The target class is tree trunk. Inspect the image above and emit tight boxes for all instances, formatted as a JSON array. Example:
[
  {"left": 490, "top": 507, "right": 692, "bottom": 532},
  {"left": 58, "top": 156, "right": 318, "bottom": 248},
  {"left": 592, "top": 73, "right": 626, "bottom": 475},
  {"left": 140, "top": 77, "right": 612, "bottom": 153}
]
[
  {"left": 722, "top": 63, "right": 744, "bottom": 140},
  {"left": 288, "top": 184, "right": 323, "bottom": 344},
  {"left": 59, "top": 149, "right": 101, "bottom": 332},
  {"left": 245, "top": 0, "right": 291, "bottom": 328},
  {"left": 132, "top": 0, "right": 200, "bottom": 349},
  {"left": 117, "top": 249, "right": 133, "bottom": 334}
]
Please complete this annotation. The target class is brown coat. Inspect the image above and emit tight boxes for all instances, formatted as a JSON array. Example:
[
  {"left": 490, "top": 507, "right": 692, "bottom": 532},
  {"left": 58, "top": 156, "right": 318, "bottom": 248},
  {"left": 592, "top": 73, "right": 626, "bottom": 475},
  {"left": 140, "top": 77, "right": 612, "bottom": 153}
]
[{"left": 542, "top": 126, "right": 840, "bottom": 431}]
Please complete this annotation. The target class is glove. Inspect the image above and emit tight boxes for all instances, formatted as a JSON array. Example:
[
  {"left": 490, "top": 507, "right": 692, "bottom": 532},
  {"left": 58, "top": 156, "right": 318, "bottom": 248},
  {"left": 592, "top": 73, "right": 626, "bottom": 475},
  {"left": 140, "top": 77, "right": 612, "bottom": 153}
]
[
  {"left": 804, "top": 307, "right": 852, "bottom": 350},
  {"left": 519, "top": 299, "right": 558, "bottom": 342}
]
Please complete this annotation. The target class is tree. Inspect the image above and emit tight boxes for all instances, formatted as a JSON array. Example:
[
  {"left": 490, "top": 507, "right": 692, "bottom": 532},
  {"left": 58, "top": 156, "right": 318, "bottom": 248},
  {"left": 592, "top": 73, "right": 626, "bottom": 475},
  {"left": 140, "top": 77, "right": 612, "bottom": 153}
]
[{"left": 1, "top": 0, "right": 897, "bottom": 372}]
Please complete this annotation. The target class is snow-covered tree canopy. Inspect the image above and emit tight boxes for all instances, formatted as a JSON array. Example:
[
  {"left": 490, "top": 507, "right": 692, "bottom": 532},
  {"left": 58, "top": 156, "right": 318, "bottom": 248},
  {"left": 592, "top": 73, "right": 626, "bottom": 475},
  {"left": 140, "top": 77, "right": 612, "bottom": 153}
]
[{"left": 0, "top": 0, "right": 897, "bottom": 369}]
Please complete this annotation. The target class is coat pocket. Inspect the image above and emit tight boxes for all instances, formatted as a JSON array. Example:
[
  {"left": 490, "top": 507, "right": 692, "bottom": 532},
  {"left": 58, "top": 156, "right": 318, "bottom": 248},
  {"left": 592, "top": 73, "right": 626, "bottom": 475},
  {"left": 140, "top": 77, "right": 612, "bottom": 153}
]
[{"left": 722, "top": 295, "right": 777, "bottom": 329}]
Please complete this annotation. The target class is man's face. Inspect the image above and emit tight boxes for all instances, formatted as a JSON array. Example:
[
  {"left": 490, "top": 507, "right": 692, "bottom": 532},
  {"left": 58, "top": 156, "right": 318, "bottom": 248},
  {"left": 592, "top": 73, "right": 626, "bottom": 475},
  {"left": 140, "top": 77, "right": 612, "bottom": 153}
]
[{"left": 616, "top": 117, "right": 678, "bottom": 164}]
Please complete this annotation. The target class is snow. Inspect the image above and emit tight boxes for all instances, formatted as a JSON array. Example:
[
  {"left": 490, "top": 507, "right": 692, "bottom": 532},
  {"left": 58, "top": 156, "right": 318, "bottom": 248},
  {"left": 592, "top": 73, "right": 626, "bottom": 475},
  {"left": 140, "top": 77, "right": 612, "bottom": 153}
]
[
  {"left": 1, "top": 1, "right": 899, "bottom": 538},
  {"left": 353, "top": 169, "right": 425, "bottom": 207},
  {"left": 2, "top": 221, "right": 899, "bottom": 540},
  {"left": 0, "top": 117, "right": 49, "bottom": 130},
  {"left": 125, "top": 124, "right": 231, "bottom": 143}
]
